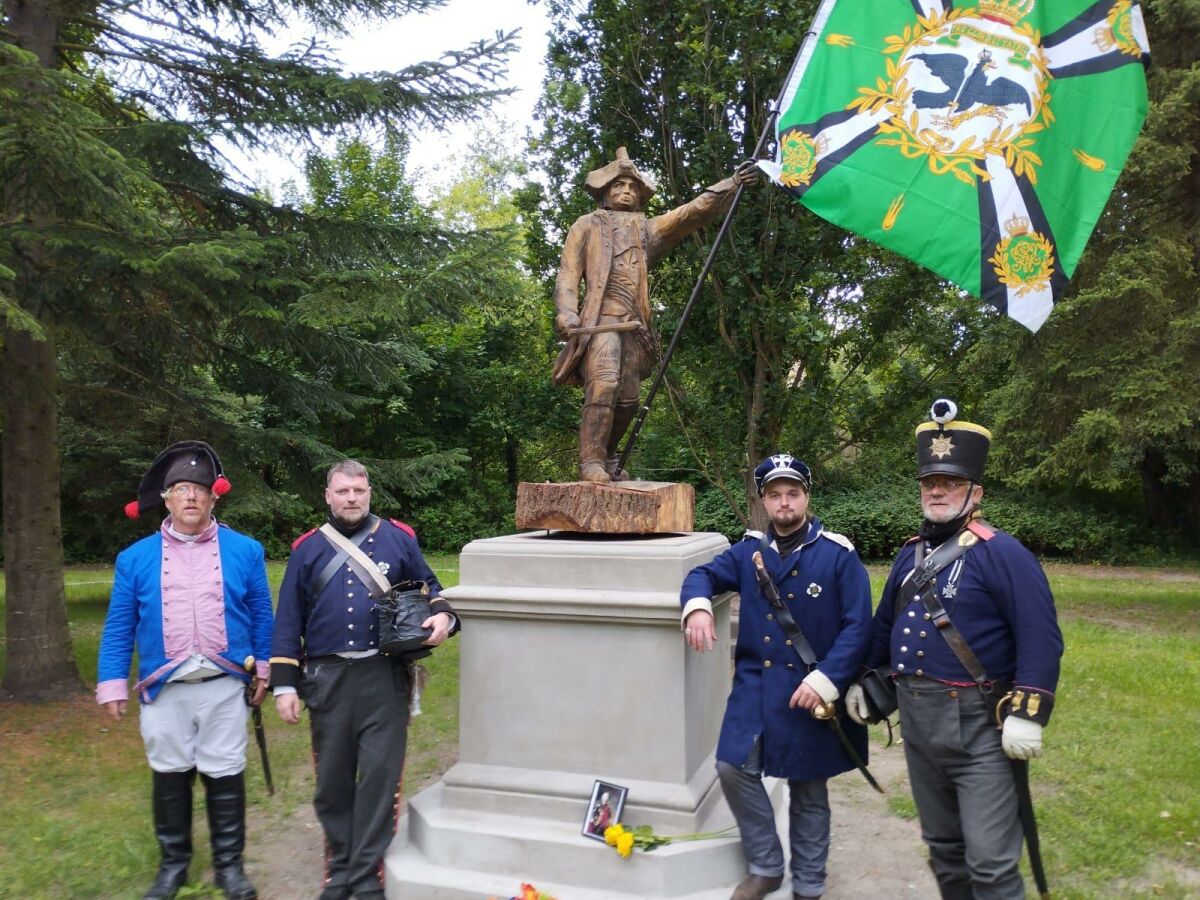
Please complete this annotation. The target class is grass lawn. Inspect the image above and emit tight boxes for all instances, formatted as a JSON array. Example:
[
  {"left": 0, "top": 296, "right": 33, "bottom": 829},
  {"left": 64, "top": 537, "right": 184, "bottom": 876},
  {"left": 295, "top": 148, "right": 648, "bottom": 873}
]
[{"left": 1, "top": 558, "right": 1197, "bottom": 898}]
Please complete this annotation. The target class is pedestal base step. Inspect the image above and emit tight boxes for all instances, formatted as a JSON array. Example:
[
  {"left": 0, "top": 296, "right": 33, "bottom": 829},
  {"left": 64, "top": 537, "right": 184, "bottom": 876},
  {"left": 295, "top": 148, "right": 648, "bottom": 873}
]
[{"left": 515, "top": 480, "right": 694, "bottom": 533}]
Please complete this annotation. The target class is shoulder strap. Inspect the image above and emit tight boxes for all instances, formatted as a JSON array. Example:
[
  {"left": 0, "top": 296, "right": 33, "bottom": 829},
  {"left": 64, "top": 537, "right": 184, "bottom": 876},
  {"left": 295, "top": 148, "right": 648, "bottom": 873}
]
[
  {"left": 318, "top": 517, "right": 390, "bottom": 599},
  {"left": 758, "top": 533, "right": 818, "bottom": 669},
  {"left": 900, "top": 528, "right": 991, "bottom": 685}
]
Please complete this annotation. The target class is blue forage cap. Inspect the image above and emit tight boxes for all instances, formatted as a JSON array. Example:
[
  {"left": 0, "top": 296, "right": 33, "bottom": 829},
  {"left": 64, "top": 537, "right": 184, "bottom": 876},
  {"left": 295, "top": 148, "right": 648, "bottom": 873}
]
[{"left": 753, "top": 453, "right": 812, "bottom": 496}]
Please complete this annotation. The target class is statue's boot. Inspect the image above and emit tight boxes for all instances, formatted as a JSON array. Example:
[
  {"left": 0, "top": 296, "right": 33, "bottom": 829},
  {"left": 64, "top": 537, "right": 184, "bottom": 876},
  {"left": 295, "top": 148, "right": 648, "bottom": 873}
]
[
  {"left": 605, "top": 401, "right": 638, "bottom": 481},
  {"left": 580, "top": 403, "right": 613, "bottom": 483},
  {"left": 144, "top": 769, "right": 195, "bottom": 900}
]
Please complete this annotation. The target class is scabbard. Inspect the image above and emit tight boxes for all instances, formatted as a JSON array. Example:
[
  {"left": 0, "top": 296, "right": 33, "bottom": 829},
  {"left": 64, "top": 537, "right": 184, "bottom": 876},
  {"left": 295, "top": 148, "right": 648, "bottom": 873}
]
[
  {"left": 824, "top": 709, "right": 885, "bottom": 794},
  {"left": 1011, "top": 758, "right": 1050, "bottom": 898},
  {"left": 250, "top": 703, "right": 275, "bottom": 795},
  {"left": 567, "top": 321, "right": 642, "bottom": 337}
]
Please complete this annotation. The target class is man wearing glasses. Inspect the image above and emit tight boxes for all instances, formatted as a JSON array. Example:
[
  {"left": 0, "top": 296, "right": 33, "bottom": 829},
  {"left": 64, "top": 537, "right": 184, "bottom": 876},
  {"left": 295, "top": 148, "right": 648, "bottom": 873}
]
[
  {"left": 98, "top": 441, "right": 273, "bottom": 900},
  {"left": 847, "top": 401, "right": 1063, "bottom": 900}
]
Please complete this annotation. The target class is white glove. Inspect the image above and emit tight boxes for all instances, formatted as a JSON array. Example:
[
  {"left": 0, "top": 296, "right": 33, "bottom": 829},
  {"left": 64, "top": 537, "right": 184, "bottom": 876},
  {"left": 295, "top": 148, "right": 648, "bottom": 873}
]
[
  {"left": 1001, "top": 716, "right": 1043, "bottom": 760},
  {"left": 845, "top": 683, "right": 870, "bottom": 725}
]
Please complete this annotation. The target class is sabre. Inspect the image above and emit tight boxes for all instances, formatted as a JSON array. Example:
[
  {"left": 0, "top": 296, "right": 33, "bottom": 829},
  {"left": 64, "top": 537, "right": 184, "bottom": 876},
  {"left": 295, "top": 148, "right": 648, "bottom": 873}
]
[
  {"left": 243, "top": 657, "right": 275, "bottom": 796},
  {"left": 751, "top": 551, "right": 884, "bottom": 794}
]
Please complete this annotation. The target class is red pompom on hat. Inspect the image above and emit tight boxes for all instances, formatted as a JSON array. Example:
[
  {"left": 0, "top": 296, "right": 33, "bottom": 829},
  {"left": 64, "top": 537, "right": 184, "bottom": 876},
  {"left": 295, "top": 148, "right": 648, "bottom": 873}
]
[{"left": 122, "top": 440, "right": 231, "bottom": 517}]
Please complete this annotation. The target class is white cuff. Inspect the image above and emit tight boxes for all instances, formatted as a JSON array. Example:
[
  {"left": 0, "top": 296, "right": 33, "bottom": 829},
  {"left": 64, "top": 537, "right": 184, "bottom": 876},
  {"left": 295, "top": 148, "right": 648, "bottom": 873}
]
[
  {"left": 272, "top": 686, "right": 298, "bottom": 696},
  {"left": 802, "top": 669, "right": 839, "bottom": 704},
  {"left": 680, "top": 597, "right": 713, "bottom": 628}
]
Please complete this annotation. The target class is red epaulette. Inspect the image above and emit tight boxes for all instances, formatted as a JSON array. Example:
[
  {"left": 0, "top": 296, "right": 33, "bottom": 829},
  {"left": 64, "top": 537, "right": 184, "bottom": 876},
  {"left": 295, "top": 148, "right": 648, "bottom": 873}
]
[
  {"left": 291, "top": 527, "right": 318, "bottom": 550},
  {"left": 966, "top": 519, "right": 995, "bottom": 540},
  {"left": 388, "top": 518, "right": 417, "bottom": 539}
]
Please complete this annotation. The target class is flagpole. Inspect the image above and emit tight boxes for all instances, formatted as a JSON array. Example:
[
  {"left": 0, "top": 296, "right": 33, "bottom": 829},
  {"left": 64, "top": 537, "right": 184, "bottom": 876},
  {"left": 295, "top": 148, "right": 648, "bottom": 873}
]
[{"left": 614, "top": 0, "right": 840, "bottom": 478}]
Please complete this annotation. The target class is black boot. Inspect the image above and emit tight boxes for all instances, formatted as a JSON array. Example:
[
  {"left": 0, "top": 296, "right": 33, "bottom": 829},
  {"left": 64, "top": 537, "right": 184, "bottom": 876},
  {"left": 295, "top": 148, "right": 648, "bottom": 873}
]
[
  {"left": 202, "top": 772, "right": 258, "bottom": 900},
  {"left": 144, "top": 769, "right": 195, "bottom": 900}
]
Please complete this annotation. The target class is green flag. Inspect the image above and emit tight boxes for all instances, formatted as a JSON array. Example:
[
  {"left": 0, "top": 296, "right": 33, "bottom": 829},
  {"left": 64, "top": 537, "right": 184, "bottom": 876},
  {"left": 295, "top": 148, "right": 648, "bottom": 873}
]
[{"left": 761, "top": 0, "right": 1150, "bottom": 331}]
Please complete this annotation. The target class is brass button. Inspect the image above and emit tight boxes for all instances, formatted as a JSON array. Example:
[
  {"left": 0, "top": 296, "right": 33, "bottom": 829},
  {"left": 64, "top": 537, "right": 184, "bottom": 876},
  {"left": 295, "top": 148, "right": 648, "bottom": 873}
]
[
  {"left": 785, "top": 639, "right": 793, "bottom": 646},
  {"left": 916, "top": 650, "right": 925, "bottom": 657},
  {"left": 908, "top": 611, "right": 916, "bottom": 618},
  {"left": 949, "top": 690, "right": 959, "bottom": 698},
  {"left": 897, "top": 663, "right": 906, "bottom": 671},
  {"left": 902, "top": 628, "right": 911, "bottom": 635},
  {"left": 916, "top": 669, "right": 924, "bottom": 676},
  {"left": 764, "top": 660, "right": 773, "bottom": 668},
  {"left": 787, "top": 593, "right": 795, "bottom": 599},
  {"left": 923, "top": 613, "right": 932, "bottom": 620},
  {"left": 900, "top": 646, "right": 908, "bottom": 653},
  {"left": 767, "top": 614, "right": 774, "bottom": 620},
  {"left": 920, "top": 631, "right": 927, "bottom": 638},
  {"left": 763, "top": 636, "right": 771, "bottom": 643},
  {"left": 791, "top": 570, "right": 798, "bottom": 577}
]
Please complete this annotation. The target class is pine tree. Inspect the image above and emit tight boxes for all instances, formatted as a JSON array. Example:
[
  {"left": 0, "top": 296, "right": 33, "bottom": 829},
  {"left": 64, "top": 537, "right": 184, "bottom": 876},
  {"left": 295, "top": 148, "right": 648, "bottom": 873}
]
[{"left": 0, "top": 0, "right": 516, "bottom": 699}]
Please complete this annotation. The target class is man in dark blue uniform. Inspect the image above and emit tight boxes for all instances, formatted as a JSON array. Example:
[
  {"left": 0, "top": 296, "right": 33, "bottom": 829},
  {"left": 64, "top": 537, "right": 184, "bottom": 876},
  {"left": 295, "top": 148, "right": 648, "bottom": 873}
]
[
  {"left": 847, "top": 400, "right": 1063, "bottom": 900},
  {"left": 270, "top": 459, "right": 459, "bottom": 900},
  {"left": 682, "top": 454, "right": 872, "bottom": 900}
]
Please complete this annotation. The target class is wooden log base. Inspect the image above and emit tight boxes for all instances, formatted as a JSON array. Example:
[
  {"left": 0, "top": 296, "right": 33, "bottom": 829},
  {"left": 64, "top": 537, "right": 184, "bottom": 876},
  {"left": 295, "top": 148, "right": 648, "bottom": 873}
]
[{"left": 515, "top": 480, "right": 695, "bottom": 534}]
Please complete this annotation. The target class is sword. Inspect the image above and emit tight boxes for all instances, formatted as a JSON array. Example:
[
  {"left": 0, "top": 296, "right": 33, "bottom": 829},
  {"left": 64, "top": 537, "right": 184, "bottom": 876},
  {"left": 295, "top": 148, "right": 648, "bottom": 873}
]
[
  {"left": 751, "top": 552, "right": 884, "bottom": 794},
  {"left": 243, "top": 657, "right": 275, "bottom": 796},
  {"left": 996, "top": 694, "right": 1050, "bottom": 898},
  {"left": 567, "top": 321, "right": 643, "bottom": 337}
]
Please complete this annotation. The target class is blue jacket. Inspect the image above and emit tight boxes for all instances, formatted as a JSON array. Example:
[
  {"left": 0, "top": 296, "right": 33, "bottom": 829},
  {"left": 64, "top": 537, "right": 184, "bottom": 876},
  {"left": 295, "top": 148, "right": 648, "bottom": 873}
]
[
  {"left": 865, "top": 521, "right": 1062, "bottom": 722},
  {"left": 681, "top": 518, "right": 873, "bottom": 780},
  {"left": 269, "top": 516, "right": 454, "bottom": 688},
  {"left": 96, "top": 523, "right": 273, "bottom": 703}
]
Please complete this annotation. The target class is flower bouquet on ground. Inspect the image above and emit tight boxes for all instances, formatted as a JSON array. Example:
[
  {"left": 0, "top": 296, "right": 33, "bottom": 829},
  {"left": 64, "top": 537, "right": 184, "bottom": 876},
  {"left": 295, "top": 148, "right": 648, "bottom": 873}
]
[
  {"left": 487, "top": 883, "right": 557, "bottom": 900},
  {"left": 603, "top": 822, "right": 736, "bottom": 858}
]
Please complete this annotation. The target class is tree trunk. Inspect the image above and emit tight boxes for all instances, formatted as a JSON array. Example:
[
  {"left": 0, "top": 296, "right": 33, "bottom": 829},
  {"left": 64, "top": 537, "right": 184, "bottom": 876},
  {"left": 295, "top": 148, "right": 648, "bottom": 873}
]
[
  {"left": 1, "top": 0, "right": 84, "bottom": 700},
  {"left": 2, "top": 324, "right": 85, "bottom": 699}
]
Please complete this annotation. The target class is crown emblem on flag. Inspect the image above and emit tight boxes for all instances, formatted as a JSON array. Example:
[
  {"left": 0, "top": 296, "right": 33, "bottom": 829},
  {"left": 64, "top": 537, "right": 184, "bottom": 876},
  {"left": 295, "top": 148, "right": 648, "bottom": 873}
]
[
  {"left": 979, "top": 0, "right": 1036, "bottom": 26},
  {"left": 1004, "top": 213, "right": 1032, "bottom": 237}
]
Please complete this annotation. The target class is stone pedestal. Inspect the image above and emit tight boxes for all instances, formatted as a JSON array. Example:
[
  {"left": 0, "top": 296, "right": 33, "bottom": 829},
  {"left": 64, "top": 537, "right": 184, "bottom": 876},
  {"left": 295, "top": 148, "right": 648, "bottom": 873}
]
[{"left": 386, "top": 531, "right": 766, "bottom": 899}]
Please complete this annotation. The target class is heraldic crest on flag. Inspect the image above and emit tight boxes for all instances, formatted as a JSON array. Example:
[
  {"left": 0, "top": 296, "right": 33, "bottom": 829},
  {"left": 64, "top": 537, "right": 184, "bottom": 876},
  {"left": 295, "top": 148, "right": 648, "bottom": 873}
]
[{"left": 761, "top": 0, "right": 1150, "bottom": 332}]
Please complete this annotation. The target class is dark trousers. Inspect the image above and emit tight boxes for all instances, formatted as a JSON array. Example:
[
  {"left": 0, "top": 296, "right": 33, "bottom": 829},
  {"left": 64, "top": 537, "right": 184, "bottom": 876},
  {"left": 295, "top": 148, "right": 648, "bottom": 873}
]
[
  {"left": 898, "top": 679, "right": 1025, "bottom": 900},
  {"left": 302, "top": 653, "right": 411, "bottom": 895}
]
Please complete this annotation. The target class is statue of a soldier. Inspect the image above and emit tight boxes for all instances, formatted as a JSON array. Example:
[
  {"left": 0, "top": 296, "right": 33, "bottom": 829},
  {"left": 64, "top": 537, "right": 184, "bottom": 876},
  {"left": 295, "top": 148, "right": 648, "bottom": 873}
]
[{"left": 553, "top": 148, "right": 758, "bottom": 483}]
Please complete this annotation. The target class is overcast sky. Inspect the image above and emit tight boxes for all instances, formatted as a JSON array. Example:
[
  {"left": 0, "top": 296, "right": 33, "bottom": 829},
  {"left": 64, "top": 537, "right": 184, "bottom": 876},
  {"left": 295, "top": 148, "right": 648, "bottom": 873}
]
[{"left": 230, "top": 0, "right": 553, "bottom": 194}]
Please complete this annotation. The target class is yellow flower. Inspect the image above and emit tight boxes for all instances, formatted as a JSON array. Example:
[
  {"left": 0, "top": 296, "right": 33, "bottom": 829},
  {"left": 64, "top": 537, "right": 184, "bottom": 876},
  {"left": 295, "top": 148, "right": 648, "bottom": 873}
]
[
  {"left": 616, "top": 831, "right": 635, "bottom": 858},
  {"left": 603, "top": 824, "right": 624, "bottom": 847}
]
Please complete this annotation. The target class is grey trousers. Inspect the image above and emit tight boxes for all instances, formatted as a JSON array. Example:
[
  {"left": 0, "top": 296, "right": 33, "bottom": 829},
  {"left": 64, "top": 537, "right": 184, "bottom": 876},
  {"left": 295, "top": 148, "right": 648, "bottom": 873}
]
[
  {"left": 302, "top": 653, "right": 411, "bottom": 896},
  {"left": 717, "top": 740, "right": 829, "bottom": 898},
  {"left": 898, "top": 679, "right": 1026, "bottom": 900}
]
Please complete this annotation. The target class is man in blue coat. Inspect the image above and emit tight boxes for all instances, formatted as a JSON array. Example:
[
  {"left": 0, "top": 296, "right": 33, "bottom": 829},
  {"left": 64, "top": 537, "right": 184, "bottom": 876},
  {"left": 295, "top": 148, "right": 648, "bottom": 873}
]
[
  {"left": 682, "top": 454, "right": 873, "bottom": 900},
  {"left": 270, "top": 459, "right": 459, "bottom": 900},
  {"left": 97, "top": 441, "right": 273, "bottom": 900},
  {"left": 847, "top": 401, "right": 1063, "bottom": 900}
]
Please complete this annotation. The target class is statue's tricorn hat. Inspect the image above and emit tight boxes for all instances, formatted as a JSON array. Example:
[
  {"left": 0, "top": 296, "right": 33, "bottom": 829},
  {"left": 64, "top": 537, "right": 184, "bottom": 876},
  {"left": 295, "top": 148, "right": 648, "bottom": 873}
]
[
  {"left": 584, "top": 147, "right": 657, "bottom": 204},
  {"left": 915, "top": 399, "right": 991, "bottom": 483},
  {"left": 123, "top": 440, "right": 231, "bottom": 519}
]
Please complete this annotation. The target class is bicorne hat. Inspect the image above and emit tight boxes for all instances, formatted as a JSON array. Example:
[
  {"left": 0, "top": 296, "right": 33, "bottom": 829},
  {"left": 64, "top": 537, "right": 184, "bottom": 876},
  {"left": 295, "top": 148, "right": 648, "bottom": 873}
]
[
  {"left": 753, "top": 453, "right": 813, "bottom": 497},
  {"left": 584, "top": 147, "right": 657, "bottom": 205},
  {"left": 916, "top": 399, "right": 991, "bottom": 483},
  {"left": 123, "top": 440, "right": 231, "bottom": 519}
]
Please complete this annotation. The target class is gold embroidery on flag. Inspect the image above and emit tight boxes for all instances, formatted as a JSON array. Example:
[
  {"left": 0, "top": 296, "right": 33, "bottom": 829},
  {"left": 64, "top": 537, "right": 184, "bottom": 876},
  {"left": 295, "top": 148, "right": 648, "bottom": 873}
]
[
  {"left": 989, "top": 214, "right": 1055, "bottom": 295},
  {"left": 883, "top": 195, "right": 905, "bottom": 231},
  {"left": 1073, "top": 149, "right": 1106, "bottom": 171},
  {"left": 826, "top": 33, "right": 854, "bottom": 48}
]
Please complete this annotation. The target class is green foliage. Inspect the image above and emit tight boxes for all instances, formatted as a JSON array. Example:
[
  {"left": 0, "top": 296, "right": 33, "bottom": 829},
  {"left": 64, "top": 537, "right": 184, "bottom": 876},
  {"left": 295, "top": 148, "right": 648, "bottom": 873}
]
[{"left": 693, "top": 487, "right": 745, "bottom": 543}]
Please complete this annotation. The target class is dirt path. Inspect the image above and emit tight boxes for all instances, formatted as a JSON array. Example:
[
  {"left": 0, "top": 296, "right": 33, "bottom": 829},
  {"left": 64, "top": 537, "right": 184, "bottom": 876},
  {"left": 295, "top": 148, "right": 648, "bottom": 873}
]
[{"left": 243, "top": 740, "right": 934, "bottom": 899}]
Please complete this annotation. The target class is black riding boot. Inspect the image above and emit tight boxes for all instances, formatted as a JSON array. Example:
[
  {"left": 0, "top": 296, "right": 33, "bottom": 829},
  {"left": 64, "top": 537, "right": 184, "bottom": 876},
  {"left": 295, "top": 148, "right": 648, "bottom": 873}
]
[
  {"left": 202, "top": 772, "right": 258, "bottom": 900},
  {"left": 144, "top": 769, "right": 195, "bottom": 900}
]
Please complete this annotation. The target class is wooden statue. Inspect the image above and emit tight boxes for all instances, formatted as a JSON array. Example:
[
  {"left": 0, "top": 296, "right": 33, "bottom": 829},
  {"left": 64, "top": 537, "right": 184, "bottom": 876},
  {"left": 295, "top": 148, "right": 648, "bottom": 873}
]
[{"left": 553, "top": 148, "right": 757, "bottom": 483}]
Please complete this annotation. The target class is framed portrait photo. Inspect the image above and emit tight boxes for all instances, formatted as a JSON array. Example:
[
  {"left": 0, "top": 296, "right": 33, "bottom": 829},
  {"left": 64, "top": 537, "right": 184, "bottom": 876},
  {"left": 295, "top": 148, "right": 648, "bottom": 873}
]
[{"left": 581, "top": 780, "right": 628, "bottom": 842}]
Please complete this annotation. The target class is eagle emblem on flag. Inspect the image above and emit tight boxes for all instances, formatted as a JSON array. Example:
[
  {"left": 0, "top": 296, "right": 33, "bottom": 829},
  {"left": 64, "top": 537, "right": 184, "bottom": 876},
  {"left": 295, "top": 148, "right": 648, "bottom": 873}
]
[{"left": 762, "top": 0, "right": 1150, "bottom": 332}]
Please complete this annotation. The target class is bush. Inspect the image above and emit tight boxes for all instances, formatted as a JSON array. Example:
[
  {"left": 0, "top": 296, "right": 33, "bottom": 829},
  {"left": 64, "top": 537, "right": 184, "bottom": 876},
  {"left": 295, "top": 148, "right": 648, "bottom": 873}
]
[
  {"left": 693, "top": 488, "right": 746, "bottom": 542},
  {"left": 401, "top": 493, "right": 517, "bottom": 553}
]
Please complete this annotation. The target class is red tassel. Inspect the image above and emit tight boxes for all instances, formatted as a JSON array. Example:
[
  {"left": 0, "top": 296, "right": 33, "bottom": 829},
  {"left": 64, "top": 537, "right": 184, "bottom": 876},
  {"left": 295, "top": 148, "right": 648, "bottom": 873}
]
[
  {"left": 212, "top": 475, "right": 232, "bottom": 497},
  {"left": 124, "top": 500, "right": 140, "bottom": 519}
]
